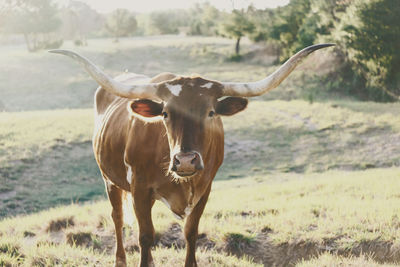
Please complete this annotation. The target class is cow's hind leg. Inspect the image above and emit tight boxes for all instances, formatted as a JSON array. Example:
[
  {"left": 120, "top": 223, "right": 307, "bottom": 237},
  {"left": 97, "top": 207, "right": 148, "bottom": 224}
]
[
  {"left": 132, "top": 183, "right": 155, "bottom": 267},
  {"left": 105, "top": 180, "right": 127, "bottom": 267},
  {"left": 184, "top": 185, "right": 212, "bottom": 267}
]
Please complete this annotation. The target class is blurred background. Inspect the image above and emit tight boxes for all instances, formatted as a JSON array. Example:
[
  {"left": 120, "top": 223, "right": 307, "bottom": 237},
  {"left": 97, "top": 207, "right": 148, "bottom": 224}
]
[
  {"left": 1, "top": 0, "right": 399, "bottom": 105},
  {"left": 0, "top": 0, "right": 400, "bottom": 266}
]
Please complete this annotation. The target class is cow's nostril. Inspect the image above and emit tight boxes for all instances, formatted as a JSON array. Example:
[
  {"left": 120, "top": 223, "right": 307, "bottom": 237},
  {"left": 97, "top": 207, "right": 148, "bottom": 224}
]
[
  {"left": 172, "top": 152, "right": 203, "bottom": 175},
  {"left": 174, "top": 156, "right": 180, "bottom": 166},
  {"left": 191, "top": 154, "right": 197, "bottom": 165}
]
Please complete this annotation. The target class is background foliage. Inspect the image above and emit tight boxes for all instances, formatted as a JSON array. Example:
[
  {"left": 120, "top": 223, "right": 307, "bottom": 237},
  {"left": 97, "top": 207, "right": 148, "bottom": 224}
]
[{"left": 2, "top": 0, "right": 398, "bottom": 101}]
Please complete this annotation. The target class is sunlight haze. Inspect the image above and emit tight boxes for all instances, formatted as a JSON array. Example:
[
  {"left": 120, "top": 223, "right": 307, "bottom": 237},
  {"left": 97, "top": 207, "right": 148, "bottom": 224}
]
[{"left": 56, "top": 0, "right": 289, "bottom": 13}]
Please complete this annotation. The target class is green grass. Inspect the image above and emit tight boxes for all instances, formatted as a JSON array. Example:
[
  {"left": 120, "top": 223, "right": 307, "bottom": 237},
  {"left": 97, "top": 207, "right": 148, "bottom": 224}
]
[
  {"left": 209, "top": 168, "right": 400, "bottom": 244},
  {"left": 1, "top": 168, "right": 400, "bottom": 266},
  {"left": 0, "top": 109, "right": 92, "bottom": 164},
  {"left": 221, "top": 99, "right": 400, "bottom": 179},
  {"left": 1, "top": 98, "right": 399, "bottom": 218},
  {"left": 0, "top": 109, "right": 103, "bottom": 217}
]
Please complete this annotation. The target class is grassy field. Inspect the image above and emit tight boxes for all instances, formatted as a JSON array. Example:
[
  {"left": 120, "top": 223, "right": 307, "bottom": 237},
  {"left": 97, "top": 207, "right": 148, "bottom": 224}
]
[
  {"left": 0, "top": 109, "right": 101, "bottom": 217},
  {"left": 1, "top": 168, "right": 400, "bottom": 266},
  {"left": 0, "top": 36, "right": 399, "bottom": 266},
  {"left": 1, "top": 99, "right": 399, "bottom": 218}
]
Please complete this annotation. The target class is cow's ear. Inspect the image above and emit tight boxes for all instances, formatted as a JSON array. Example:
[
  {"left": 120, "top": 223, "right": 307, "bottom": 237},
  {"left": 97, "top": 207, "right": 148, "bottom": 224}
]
[
  {"left": 129, "top": 99, "right": 163, "bottom": 121},
  {"left": 216, "top": 97, "right": 248, "bottom": 116}
]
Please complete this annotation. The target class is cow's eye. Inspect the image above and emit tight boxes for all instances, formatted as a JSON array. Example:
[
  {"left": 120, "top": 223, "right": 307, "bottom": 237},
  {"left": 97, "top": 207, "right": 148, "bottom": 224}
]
[
  {"left": 208, "top": 111, "right": 215, "bottom": 117},
  {"left": 162, "top": 112, "right": 168, "bottom": 118}
]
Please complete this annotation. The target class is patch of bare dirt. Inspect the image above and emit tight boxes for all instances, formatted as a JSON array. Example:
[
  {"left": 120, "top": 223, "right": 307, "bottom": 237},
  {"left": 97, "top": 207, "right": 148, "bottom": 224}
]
[
  {"left": 224, "top": 139, "right": 265, "bottom": 164},
  {"left": 340, "top": 240, "right": 400, "bottom": 264},
  {"left": 155, "top": 223, "right": 215, "bottom": 251},
  {"left": 46, "top": 217, "right": 75, "bottom": 232},
  {"left": 30, "top": 220, "right": 400, "bottom": 266},
  {"left": 23, "top": 231, "right": 36, "bottom": 237},
  {"left": 196, "top": 233, "right": 216, "bottom": 250},
  {"left": 157, "top": 223, "right": 185, "bottom": 249},
  {"left": 221, "top": 232, "right": 400, "bottom": 266},
  {"left": 0, "top": 140, "right": 101, "bottom": 219},
  {"left": 96, "top": 231, "right": 117, "bottom": 254},
  {"left": 223, "top": 233, "right": 258, "bottom": 258},
  {"left": 66, "top": 232, "right": 93, "bottom": 248}
]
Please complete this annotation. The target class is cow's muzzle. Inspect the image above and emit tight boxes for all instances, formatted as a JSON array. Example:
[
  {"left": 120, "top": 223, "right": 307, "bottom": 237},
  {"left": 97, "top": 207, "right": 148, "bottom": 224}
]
[{"left": 171, "top": 151, "right": 204, "bottom": 177}]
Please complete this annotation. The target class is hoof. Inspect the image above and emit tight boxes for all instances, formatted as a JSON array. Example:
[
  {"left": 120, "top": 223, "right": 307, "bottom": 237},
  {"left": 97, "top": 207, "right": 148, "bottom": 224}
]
[
  {"left": 114, "top": 258, "right": 127, "bottom": 267},
  {"left": 137, "top": 260, "right": 155, "bottom": 267}
]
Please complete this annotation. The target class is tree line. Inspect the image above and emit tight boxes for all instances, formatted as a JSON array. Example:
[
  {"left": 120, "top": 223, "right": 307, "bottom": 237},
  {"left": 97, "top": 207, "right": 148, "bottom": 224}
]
[{"left": 1, "top": 0, "right": 398, "bottom": 101}]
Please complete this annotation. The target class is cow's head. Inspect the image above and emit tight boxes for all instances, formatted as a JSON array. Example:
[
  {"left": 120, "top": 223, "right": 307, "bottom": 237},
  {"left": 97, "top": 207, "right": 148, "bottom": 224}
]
[
  {"left": 128, "top": 76, "right": 247, "bottom": 179},
  {"left": 50, "top": 43, "right": 334, "bottom": 180}
]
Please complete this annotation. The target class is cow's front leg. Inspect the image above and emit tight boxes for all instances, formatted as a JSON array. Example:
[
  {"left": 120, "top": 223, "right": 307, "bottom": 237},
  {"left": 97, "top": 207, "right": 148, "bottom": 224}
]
[
  {"left": 184, "top": 185, "right": 211, "bottom": 267},
  {"left": 105, "top": 180, "right": 127, "bottom": 267},
  {"left": 133, "top": 184, "right": 155, "bottom": 267}
]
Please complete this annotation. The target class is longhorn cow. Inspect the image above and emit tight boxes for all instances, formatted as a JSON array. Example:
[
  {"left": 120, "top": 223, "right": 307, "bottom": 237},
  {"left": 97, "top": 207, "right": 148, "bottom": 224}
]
[{"left": 50, "top": 43, "right": 334, "bottom": 267}]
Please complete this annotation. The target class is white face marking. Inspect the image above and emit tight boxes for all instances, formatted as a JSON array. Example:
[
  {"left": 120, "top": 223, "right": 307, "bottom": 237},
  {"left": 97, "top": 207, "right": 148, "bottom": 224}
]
[
  {"left": 201, "top": 82, "right": 213, "bottom": 89},
  {"left": 166, "top": 83, "right": 182, "bottom": 96},
  {"left": 126, "top": 165, "right": 132, "bottom": 184}
]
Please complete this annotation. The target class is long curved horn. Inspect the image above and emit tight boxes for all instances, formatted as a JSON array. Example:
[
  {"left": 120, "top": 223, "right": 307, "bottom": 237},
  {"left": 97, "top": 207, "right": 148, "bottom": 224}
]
[
  {"left": 220, "top": 44, "right": 335, "bottom": 97},
  {"left": 49, "top": 50, "right": 159, "bottom": 99}
]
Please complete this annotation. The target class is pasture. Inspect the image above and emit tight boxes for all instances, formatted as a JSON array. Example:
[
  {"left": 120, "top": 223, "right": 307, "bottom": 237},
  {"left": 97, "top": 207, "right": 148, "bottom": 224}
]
[
  {"left": 0, "top": 36, "right": 400, "bottom": 266},
  {"left": 2, "top": 169, "right": 400, "bottom": 266}
]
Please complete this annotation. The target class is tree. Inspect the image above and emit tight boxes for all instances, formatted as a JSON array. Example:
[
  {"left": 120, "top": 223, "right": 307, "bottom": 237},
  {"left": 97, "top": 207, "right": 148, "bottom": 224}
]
[
  {"left": 149, "top": 10, "right": 190, "bottom": 35},
  {"left": 199, "top": 3, "right": 221, "bottom": 35},
  {"left": 221, "top": 10, "right": 254, "bottom": 55},
  {"left": 60, "top": 1, "right": 103, "bottom": 45},
  {"left": 4, "top": 0, "right": 62, "bottom": 51},
  {"left": 246, "top": 7, "right": 275, "bottom": 42},
  {"left": 190, "top": 3, "right": 221, "bottom": 36},
  {"left": 147, "top": 5, "right": 221, "bottom": 36},
  {"left": 0, "top": 1, "right": 13, "bottom": 32},
  {"left": 105, "top": 9, "right": 137, "bottom": 42},
  {"left": 269, "top": 0, "right": 311, "bottom": 61},
  {"left": 149, "top": 11, "right": 178, "bottom": 35},
  {"left": 339, "top": 0, "right": 400, "bottom": 100}
]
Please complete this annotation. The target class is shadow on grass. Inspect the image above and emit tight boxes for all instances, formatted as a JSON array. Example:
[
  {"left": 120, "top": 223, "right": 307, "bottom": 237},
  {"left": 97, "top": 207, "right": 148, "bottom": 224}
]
[{"left": 0, "top": 141, "right": 104, "bottom": 219}]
